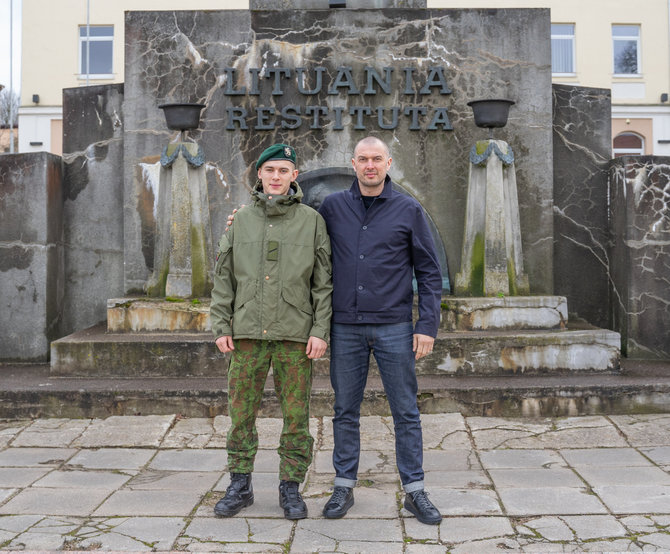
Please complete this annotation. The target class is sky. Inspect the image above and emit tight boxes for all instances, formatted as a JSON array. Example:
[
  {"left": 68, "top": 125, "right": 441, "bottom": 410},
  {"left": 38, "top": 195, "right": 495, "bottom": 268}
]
[{"left": 0, "top": 0, "right": 22, "bottom": 92}]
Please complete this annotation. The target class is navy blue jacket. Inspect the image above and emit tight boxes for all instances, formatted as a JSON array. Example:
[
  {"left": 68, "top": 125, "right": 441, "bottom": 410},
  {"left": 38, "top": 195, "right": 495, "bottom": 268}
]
[{"left": 318, "top": 176, "right": 442, "bottom": 337}]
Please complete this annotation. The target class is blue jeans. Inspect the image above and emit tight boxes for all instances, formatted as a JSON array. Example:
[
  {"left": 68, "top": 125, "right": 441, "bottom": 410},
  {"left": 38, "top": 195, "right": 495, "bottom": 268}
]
[{"left": 329, "top": 322, "right": 424, "bottom": 492}]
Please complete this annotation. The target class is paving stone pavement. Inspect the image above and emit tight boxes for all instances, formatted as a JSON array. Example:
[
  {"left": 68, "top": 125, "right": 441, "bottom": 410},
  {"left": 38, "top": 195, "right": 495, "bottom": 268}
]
[{"left": 1, "top": 413, "right": 670, "bottom": 552}]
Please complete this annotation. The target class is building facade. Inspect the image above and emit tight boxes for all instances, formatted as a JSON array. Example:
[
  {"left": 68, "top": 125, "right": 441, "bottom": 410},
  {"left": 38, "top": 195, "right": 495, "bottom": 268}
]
[
  {"left": 18, "top": 0, "right": 243, "bottom": 154},
  {"left": 18, "top": 0, "right": 670, "bottom": 156}
]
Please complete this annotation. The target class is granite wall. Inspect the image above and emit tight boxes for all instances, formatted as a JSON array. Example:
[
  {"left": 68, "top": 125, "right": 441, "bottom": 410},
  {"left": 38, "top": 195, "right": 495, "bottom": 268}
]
[
  {"left": 610, "top": 157, "right": 670, "bottom": 359},
  {"left": 0, "top": 153, "right": 63, "bottom": 361},
  {"left": 61, "top": 84, "right": 125, "bottom": 335},
  {"left": 123, "top": 8, "right": 554, "bottom": 295},
  {"left": 552, "top": 84, "right": 612, "bottom": 327}
]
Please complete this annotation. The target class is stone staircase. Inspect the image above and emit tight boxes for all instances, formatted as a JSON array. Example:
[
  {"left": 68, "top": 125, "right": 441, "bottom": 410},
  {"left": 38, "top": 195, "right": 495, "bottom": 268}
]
[{"left": 11, "top": 293, "right": 663, "bottom": 420}]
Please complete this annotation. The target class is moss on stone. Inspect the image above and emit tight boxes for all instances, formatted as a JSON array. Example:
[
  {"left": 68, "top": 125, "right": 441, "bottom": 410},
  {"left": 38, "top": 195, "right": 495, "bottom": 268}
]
[
  {"left": 145, "top": 261, "right": 169, "bottom": 297},
  {"left": 469, "top": 232, "right": 485, "bottom": 296},
  {"left": 190, "top": 225, "right": 213, "bottom": 298}
]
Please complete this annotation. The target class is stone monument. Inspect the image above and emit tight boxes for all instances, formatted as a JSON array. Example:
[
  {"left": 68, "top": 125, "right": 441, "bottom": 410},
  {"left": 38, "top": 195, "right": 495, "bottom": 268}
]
[{"left": 455, "top": 99, "right": 529, "bottom": 296}]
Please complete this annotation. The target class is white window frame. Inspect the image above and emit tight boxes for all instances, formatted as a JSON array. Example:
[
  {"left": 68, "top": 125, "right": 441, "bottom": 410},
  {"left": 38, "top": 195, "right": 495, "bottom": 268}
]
[
  {"left": 613, "top": 131, "right": 645, "bottom": 157},
  {"left": 612, "top": 24, "right": 641, "bottom": 77},
  {"left": 551, "top": 23, "right": 576, "bottom": 76},
  {"left": 78, "top": 25, "right": 114, "bottom": 80}
]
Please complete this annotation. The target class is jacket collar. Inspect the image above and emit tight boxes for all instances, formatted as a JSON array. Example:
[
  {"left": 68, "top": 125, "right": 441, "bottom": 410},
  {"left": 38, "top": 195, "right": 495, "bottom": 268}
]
[
  {"left": 350, "top": 174, "right": 393, "bottom": 200},
  {"left": 252, "top": 181, "right": 303, "bottom": 216}
]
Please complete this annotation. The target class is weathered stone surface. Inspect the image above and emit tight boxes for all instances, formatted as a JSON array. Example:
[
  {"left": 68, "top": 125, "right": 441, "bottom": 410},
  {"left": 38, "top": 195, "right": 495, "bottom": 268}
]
[
  {"left": 441, "top": 296, "right": 567, "bottom": 331},
  {"left": 61, "top": 84, "right": 124, "bottom": 336},
  {"left": 123, "top": 8, "right": 553, "bottom": 295},
  {"left": 552, "top": 85, "right": 612, "bottom": 328},
  {"left": 107, "top": 297, "right": 211, "bottom": 332},
  {"left": 50, "top": 324, "right": 224, "bottom": 377},
  {"left": 609, "top": 156, "right": 670, "bottom": 359},
  {"left": 0, "top": 153, "right": 63, "bottom": 361},
  {"left": 431, "top": 328, "right": 620, "bottom": 375}
]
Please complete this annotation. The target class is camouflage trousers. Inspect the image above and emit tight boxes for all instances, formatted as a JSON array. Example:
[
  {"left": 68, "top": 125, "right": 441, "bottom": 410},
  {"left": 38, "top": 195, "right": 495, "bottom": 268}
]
[{"left": 226, "top": 339, "right": 314, "bottom": 483}]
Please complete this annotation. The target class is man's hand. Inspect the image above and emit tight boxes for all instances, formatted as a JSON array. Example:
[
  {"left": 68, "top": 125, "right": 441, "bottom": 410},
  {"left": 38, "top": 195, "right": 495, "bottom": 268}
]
[
  {"left": 413, "top": 333, "right": 434, "bottom": 360},
  {"left": 215, "top": 336, "right": 235, "bottom": 353},
  {"left": 305, "top": 336, "right": 328, "bottom": 359},
  {"left": 225, "top": 206, "right": 245, "bottom": 231}
]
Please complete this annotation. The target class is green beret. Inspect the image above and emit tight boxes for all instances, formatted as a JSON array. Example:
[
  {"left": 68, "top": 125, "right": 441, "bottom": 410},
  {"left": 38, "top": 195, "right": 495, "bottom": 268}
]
[{"left": 256, "top": 143, "right": 296, "bottom": 170}]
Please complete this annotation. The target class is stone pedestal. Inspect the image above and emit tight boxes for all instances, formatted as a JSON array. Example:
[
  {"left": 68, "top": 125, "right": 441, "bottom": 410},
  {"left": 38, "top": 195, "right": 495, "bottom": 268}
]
[{"left": 433, "top": 296, "right": 620, "bottom": 375}]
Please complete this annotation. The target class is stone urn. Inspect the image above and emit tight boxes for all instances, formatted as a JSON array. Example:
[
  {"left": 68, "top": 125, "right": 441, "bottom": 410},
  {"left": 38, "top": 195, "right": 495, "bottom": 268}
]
[
  {"left": 158, "top": 103, "right": 206, "bottom": 131},
  {"left": 467, "top": 99, "right": 515, "bottom": 136}
]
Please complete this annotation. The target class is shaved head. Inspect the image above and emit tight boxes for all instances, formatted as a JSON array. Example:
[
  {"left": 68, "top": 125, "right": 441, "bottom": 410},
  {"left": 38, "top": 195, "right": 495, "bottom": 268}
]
[{"left": 354, "top": 136, "right": 390, "bottom": 158}]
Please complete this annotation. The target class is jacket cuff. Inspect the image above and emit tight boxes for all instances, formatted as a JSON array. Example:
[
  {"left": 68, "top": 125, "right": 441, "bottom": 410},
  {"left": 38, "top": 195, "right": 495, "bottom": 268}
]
[{"left": 309, "top": 325, "right": 329, "bottom": 343}]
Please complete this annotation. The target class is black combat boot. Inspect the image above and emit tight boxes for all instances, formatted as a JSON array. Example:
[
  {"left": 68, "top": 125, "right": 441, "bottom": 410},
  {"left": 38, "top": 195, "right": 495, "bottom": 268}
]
[
  {"left": 278, "top": 480, "right": 307, "bottom": 520},
  {"left": 214, "top": 473, "right": 253, "bottom": 517}
]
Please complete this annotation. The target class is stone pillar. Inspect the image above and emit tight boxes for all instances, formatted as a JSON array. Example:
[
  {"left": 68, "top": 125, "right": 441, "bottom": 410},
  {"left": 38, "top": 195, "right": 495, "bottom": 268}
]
[
  {"left": 146, "top": 142, "right": 213, "bottom": 298},
  {"left": 455, "top": 139, "right": 529, "bottom": 296},
  {"left": 0, "top": 153, "right": 63, "bottom": 361},
  {"left": 610, "top": 156, "right": 670, "bottom": 359}
]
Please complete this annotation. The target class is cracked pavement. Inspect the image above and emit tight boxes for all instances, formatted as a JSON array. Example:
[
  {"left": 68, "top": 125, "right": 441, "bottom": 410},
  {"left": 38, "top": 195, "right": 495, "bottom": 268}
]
[{"left": 1, "top": 414, "right": 670, "bottom": 552}]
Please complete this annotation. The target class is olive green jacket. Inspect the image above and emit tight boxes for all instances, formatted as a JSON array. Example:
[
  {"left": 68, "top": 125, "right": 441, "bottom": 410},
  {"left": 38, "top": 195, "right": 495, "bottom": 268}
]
[{"left": 210, "top": 181, "right": 332, "bottom": 344}]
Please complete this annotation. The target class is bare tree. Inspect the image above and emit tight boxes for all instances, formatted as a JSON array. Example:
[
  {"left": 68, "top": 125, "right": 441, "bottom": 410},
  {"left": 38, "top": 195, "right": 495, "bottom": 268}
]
[{"left": 0, "top": 88, "right": 19, "bottom": 128}]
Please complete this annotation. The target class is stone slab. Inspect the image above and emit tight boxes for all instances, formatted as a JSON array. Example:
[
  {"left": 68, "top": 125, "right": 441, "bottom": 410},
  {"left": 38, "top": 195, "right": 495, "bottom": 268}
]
[
  {"left": 0, "top": 448, "right": 77, "bottom": 467},
  {"left": 52, "top": 324, "right": 620, "bottom": 378},
  {"left": 107, "top": 297, "right": 212, "bottom": 332},
  {"left": 93, "top": 489, "right": 204, "bottom": 516},
  {"left": 50, "top": 324, "right": 225, "bottom": 377},
  {"left": 431, "top": 328, "right": 621, "bottom": 375},
  {"left": 497, "top": 487, "right": 608, "bottom": 515},
  {"left": 73, "top": 415, "right": 174, "bottom": 447},
  {"left": 148, "top": 449, "right": 228, "bottom": 472},
  {"left": 66, "top": 448, "right": 156, "bottom": 470},
  {"left": 594, "top": 485, "right": 670, "bottom": 513},
  {"left": 0, "top": 487, "right": 110, "bottom": 515},
  {"left": 441, "top": 296, "right": 568, "bottom": 331},
  {"left": 72, "top": 516, "right": 186, "bottom": 552},
  {"left": 33, "top": 469, "right": 132, "bottom": 490}
]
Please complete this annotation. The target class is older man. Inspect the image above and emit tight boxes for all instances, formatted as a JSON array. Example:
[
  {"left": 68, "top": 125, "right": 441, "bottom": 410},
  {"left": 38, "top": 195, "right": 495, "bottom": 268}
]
[{"left": 318, "top": 136, "right": 443, "bottom": 525}]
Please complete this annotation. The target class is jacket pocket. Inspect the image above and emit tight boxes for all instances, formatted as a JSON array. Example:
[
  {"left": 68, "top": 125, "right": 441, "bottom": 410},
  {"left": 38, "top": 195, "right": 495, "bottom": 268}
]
[
  {"left": 279, "top": 286, "right": 313, "bottom": 339},
  {"left": 234, "top": 281, "right": 257, "bottom": 312}
]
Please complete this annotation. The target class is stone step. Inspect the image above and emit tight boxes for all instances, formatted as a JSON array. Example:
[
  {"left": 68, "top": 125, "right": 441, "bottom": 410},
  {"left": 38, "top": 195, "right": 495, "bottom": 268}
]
[
  {"left": 440, "top": 296, "right": 568, "bottom": 331},
  {"left": 107, "top": 295, "right": 569, "bottom": 334},
  {"left": 51, "top": 323, "right": 620, "bottom": 378},
  {"left": 426, "top": 327, "right": 621, "bottom": 376},
  {"left": 3, "top": 360, "right": 669, "bottom": 419}
]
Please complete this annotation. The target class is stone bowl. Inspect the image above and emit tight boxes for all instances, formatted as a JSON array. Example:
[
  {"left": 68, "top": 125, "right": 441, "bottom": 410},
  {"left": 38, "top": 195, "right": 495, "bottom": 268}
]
[
  {"left": 158, "top": 103, "right": 206, "bottom": 131},
  {"left": 467, "top": 99, "right": 515, "bottom": 128}
]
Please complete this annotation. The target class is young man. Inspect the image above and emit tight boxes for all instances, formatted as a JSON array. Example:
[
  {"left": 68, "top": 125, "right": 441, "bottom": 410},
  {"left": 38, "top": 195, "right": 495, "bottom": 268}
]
[
  {"left": 211, "top": 143, "right": 332, "bottom": 520},
  {"left": 318, "top": 136, "right": 443, "bottom": 525}
]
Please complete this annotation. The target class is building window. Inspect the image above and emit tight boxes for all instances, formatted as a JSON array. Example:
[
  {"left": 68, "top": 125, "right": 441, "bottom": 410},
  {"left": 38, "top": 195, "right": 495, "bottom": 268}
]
[
  {"left": 613, "top": 132, "right": 644, "bottom": 157},
  {"left": 79, "top": 25, "right": 113, "bottom": 78},
  {"left": 612, "top": 25, "right": 640, "bottom": 75},
  {"left": 551, "top": 24, "right": 575, "bottom": 75}
]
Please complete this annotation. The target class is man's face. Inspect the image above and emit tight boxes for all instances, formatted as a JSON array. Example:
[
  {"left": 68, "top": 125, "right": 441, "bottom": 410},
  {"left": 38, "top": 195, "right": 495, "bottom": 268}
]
[
  {"left": 257, "top": 160, "right": 298, "bottom": 196},
  {"left": 352, "top": 142, "right": 392, "bottom": 191}
]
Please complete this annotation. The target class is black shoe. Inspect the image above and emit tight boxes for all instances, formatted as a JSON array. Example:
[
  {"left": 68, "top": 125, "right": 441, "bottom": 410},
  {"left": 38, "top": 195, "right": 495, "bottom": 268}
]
[
  {"left": 322, "top": 486, "right": 354, "bottom": 519},
  {"left": 278, "top": 480, "right": 307, "bottom": 520},
  {"left": 214, "top": 473, "right": 254, "bottom": 517},
  {"left": 404, "top": 490, "right": 442, "bottom": 525}
]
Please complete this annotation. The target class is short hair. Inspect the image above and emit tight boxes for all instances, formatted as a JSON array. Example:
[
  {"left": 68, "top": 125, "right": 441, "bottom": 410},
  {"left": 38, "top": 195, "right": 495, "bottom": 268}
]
[{"left": 353, "top": 136, "right": 390, "bottom": 158}]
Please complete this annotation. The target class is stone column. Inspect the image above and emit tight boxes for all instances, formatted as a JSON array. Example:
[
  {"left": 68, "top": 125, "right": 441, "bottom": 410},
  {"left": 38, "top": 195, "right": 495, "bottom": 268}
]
[
  {"left": 146, "top": 142, "right": 213, "bottom": 298},
  {"left": 455, "top": 139, "right": 529, "bottom": 296}
]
